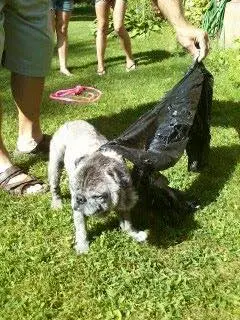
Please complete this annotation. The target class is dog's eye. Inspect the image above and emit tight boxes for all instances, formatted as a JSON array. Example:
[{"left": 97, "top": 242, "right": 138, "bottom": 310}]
[{"left": 92, "top": 193, "right": 108, "bottom": 200}]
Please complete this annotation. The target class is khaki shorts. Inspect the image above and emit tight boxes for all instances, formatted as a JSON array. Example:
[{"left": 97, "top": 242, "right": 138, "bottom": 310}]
[{"left": 0, "top": 0, "right": 54, "bottom": 77}]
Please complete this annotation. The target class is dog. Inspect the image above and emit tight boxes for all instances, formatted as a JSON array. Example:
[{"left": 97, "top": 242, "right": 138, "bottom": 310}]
[{"left": 48, "top": 120, "right": 147, "bottom": 254}]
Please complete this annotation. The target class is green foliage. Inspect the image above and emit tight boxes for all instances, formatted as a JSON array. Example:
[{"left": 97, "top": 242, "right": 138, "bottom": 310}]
[
  {"left": 184, "top": 0, "right": 209, "bottom": 26},
  {"left": 126, "top": 0, "right": 161, "bottom": 37},
  {"left": 92, "top": 0, "right": 162, "bottom": 38},
  {"left": 123, "top": 6, "right": 162, "bottom": 38},
  {"left": 207, "top": 43, "right": 240, "bottom": 88}
]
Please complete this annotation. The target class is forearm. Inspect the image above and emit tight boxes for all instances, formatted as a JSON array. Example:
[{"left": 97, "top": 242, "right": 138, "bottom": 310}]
[
  {"left": 156, "top": 0, "right": 209, "bottom": 61},
  {"left": 156, "top": 0, "right": 189, "bottom": 29}
]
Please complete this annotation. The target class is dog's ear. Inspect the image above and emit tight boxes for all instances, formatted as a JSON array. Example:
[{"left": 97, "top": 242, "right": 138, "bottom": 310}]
[
  {"left": 109, "top": 166, "right": 138, "bottom": 211},
  {"left": 74, "top": 156, "right": 86, "bottom": 168},
  {"left": 107, "top": 166, "right": 131, "bottom": 189}
]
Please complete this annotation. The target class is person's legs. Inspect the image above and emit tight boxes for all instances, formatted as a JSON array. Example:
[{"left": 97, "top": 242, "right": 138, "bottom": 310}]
[
  {"left": 55, "top": 10, "right": 72, "bottom": 76},
  {"left": 12, "top": 73, "right": 45, "bottom": 151},
  {"left": 0, "top": 2, "right": 11, "bottom": 170},
  {"left": 112, "top": 0, "right": 135, "bottom": 70},
  {"left": 0, "top": 0, "right": 53, "bottom": 194},
  {"left": 0, "top": 109, "right": 12, "bottom": 171},
  {"left": 95, "top": 0, "right": 110, "bottom": 74},
  {"left": 0, "top": 72, "right": 48, "bottom": 194},
  {"left": 0, "top": 92, "right": 44, "bottom": 194}
]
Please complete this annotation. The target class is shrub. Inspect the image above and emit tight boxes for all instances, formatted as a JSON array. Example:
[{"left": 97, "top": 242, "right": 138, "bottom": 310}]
[
  {"left": 207, "top": 40, "right": 240, "bottom": 87},
  {"left": 184, "top": 0, "right": 209, "bottom": 26},
  {"left": 123, "top": 3, "right": 162, "bottom": 38},
  {"left": 92, "top": 0, "right": 162, "bottom": 38}
]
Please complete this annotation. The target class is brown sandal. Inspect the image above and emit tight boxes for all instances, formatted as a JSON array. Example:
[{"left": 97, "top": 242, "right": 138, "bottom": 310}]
[
  {"left": 0, "top": 166, "right": 47, "bottom": 195},
  {"left": 15, "top": 134, "right": 52, "bottom": 156}
]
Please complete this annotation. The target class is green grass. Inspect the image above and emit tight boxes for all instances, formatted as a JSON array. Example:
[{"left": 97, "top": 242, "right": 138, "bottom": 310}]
[{"left": 0, "top": 13, "right": 240, "bottom": 320}]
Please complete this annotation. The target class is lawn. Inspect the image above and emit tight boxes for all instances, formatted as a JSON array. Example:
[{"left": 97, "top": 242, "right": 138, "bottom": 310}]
[{"left": 0, "top": 7, "right": 240, "bottom": 320}]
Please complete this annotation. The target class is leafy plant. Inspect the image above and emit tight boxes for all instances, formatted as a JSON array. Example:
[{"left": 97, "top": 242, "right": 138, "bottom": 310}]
[
  {"left": 92, "top": 0, "right": 162, "bottom": 38},
  {"left": 207, "top": 43, "right": 240, "bottom": 87},
  {"left": 184, "top": 0, "right": 209, "bottom": 26},
  {"left": 124, "top": 7, "right": 161, "bottom": 38}
]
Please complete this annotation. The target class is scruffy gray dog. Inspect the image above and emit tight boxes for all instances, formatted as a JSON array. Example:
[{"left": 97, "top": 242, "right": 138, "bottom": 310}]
[{"left": 48, "top": 120, "right": 147, "bottom": 254}]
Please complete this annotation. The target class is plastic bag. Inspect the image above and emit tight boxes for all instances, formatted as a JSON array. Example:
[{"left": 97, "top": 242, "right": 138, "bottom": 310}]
[{"left": 102, "top": 61, "right": 213, "bottom": 173}]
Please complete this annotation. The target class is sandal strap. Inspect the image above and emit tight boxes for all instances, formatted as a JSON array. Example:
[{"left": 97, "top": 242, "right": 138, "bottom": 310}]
[
  {"left": 0, "top": 165, "right": 45, "bottom": 195},
  {"left": 4, "top": 176, "right": 41, "bottom": 193},
  {"left": 0, "top": 166, "right": 23, "bottom": 186}
]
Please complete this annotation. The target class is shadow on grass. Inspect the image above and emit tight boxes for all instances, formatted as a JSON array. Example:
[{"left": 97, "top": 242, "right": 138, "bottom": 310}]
[
  {"left": 145, "top": 143, "right": 239, "bottom": 248},
  {"left": 211, "top": 99, "right": 240, "bottom": 138},
  {"left": 134, "top": 49, "right": 184, "bottom": 66},
  {"left": 187, "top": 144, "right": 240, "bottom": 206},
  {"left": 67, "top": 47, "right": 174, "bottom": 72},
  {"left": 90, "top": 101, "right": 157, "bottom": 139}
]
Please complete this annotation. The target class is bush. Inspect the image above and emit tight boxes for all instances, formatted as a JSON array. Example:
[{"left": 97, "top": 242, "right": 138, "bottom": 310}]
[
  {"left": 184, "top": 0, "right": 209, "bottom": 26},
  {"left": 207, "top": 44, "right": 240, "bottom": 88},
  {"left": 122, "top": 2, "right": 162, "bottom": 38},
  {"left": 92, "top": 0, "right": 162, "bottom": 38}
]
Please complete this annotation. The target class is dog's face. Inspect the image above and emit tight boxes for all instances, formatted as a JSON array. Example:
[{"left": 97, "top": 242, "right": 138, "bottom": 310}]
[{"left": 71, "top": 152, "right": 137, "bottom": 216}]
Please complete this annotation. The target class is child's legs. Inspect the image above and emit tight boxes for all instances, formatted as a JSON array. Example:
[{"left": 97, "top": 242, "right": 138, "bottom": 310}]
[
  {"left": 95, "top": 0, "right": 110, "bottom": 72},
  {"left": 112, "top": 0, "right": 134, "bottom": 66},
  {"left": 55, "top": 10, "right": 72, "bottom": 74}
]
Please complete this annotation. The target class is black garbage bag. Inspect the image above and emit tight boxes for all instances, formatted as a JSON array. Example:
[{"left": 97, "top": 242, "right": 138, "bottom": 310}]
[
  {"left": 101, "top": 61, "right": 213, "bottom": 173},
  {"left": 101, "top": 61, "right": 213, "bottom": 221}
]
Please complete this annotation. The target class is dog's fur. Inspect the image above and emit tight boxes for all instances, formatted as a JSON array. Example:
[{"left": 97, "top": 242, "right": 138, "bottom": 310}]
[{"left": 48, "top": 120, "right": 147, "bottom": 254}]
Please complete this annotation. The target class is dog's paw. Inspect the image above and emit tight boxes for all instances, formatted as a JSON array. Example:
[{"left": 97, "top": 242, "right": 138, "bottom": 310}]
[
  {"left": 51, "top": 198, "right": 63, "bottom": 210},
  {"left": 133, "top": 231, "right": 148, "bottom": 242},
  {"left": 74, "top": 242, "right": 90, "bottom": 255}
]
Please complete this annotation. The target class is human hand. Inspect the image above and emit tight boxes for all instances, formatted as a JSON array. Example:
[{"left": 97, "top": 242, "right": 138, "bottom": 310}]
[{"left": 176, "top": 24, "right": 209, "bottom": 62}]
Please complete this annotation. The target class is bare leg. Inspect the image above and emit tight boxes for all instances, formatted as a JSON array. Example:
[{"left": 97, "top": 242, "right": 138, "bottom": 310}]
[
  {"left": 95, "top": 1, "right": 110, "bottom": 74},
  {"left": 0, "top": 75, "right": 45, "bottom": 194},
  {"left": 0, "top": 105, "right": 12, "bottom": 171},
  {"left": 12, "top": 73, "right": 44, "bottom": 146},
  {"left": 55, "top": 10, "right": 72, "bottom": 76},
  {"left": 112, "top": 0, "right": 135, "bottom": 69}
]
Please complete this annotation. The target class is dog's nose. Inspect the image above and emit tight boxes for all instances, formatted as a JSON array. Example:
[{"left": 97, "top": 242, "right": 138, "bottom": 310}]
[
  {"left": 76, "top": 195, "right": 86, "bottom": 204},
  {"left": 96, "top": 207, "right": 102, "bottom": 213},
  {"left": 96, "top": 204, "right": 106, "bottom": 213}
]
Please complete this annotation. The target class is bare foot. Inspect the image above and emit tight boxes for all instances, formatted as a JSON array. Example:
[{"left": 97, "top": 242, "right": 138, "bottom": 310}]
[
  {"left": 60, "top": 68, "right": 73, "bottom": 76},
  {"left": 97, "top": 69, "right": 106, "bottom": 76},
  {"left": 126, "top": 60, "right": 136, "bottom": 72}
]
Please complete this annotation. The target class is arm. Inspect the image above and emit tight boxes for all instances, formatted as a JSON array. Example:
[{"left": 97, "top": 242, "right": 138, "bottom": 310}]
[{"left": 156, "top": 0, "right": 209, "bottom": 61}]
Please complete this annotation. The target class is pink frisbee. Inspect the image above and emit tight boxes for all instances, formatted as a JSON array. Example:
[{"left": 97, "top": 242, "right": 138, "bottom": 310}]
[{"left": 49, "top": 85, "right": 102, "bottom": 104}]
